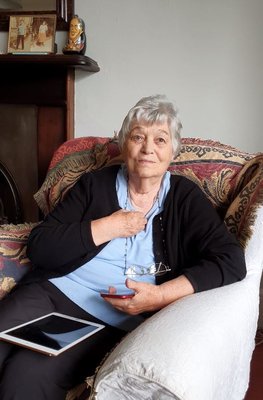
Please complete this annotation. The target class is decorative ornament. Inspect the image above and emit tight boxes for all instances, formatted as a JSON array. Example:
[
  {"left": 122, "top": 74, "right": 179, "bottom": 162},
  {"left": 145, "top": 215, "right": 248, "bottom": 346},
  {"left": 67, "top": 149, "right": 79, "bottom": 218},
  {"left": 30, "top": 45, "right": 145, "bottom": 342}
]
[{"left": 63, "top": 15, "right": 86, "bottom": 55}]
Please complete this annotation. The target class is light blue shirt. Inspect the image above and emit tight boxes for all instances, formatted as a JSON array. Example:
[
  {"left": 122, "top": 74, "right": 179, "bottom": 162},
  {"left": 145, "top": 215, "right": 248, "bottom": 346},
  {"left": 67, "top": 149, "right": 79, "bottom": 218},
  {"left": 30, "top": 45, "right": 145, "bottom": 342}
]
[{"left": 50, "top": 166, "right": 171, "bottom": 331}]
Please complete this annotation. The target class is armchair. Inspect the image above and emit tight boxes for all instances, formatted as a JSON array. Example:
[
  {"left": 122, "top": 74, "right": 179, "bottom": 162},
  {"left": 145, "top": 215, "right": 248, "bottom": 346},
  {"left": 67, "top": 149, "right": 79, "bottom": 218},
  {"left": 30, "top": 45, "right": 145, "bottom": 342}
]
[{"left": 0, "top": 136, "right": 262, "bottom": 400}]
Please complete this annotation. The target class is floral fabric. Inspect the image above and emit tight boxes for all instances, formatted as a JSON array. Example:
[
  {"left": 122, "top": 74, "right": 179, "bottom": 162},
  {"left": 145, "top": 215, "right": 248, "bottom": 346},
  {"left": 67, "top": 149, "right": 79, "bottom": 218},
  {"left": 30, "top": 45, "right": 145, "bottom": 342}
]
[{"left": 0, "top": 223, "right": 38, "bottom": 299}]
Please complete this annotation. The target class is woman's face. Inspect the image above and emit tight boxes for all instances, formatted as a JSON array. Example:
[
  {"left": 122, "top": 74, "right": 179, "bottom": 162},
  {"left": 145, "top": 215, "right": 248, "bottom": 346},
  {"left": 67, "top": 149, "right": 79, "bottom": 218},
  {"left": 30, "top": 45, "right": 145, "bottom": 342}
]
[{"left": 122, "top": 122, "right": 174, "bottom": 180}]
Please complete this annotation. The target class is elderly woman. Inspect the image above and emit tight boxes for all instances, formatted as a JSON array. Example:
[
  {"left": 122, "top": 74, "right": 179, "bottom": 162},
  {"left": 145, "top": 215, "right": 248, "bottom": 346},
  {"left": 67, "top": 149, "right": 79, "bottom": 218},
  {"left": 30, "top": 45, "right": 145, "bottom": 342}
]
[{"left": 0, "top": 95, "right": 246, "bottom": 399}]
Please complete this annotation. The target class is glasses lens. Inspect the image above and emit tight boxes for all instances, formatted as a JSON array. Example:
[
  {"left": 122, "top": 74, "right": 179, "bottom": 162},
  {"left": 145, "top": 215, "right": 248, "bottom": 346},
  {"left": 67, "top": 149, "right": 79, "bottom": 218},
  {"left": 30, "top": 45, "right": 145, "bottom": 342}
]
[
  {"left": 125, "top": 265, "right": 146, "bottom": 276},
  {"left": 124, "top": 263, "right": 171, "bottom": 276}
]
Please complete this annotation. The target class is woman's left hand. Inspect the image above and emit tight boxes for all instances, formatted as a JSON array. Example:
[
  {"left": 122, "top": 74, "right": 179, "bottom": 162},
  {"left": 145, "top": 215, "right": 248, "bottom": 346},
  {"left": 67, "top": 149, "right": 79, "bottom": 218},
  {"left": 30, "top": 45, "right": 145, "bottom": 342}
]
[
  {"left": 103, "top": 279, "right": 164, "bottom": 315},
  {"left": 102, "top": 276, "right": 194, "bottom": 315}
]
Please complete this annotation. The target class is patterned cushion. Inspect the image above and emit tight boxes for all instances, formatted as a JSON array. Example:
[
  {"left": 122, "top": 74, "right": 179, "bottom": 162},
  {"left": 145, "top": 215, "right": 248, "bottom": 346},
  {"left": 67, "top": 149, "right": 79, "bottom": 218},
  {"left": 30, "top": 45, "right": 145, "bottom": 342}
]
[
  {"left": 34, "top": 137, "right": 121, "bottom": 215},
  {"left": 170, "top": 138, "right": 253, "bottom": 209},
  {"left": 0, "top": 223, "right": 38, "bottom": 299},
  {"left": 171, "top": 139, "right": 263, "bottom": 247}
]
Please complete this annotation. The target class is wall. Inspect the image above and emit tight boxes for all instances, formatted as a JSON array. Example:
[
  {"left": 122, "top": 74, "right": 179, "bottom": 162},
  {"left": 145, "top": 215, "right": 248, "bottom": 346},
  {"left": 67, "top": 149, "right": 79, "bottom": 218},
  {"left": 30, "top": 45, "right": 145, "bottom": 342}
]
[
  {"left": 74, "top": 0, "right": 263, "bottom": 153},
  {"left": 0, "top": 0, "right": 262, "bottom": 153}
]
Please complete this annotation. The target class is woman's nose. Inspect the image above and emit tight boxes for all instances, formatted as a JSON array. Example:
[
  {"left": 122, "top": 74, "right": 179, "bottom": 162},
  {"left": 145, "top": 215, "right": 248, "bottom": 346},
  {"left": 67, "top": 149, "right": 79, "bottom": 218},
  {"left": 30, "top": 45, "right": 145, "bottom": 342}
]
[{"left": 141, "top": 138, "right": 154, "bottom": 153}]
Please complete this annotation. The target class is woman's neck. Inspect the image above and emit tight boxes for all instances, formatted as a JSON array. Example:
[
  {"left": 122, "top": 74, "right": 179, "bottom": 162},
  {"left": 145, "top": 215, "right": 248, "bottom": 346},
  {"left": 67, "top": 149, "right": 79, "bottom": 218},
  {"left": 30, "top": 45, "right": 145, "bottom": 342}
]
[
  {"left": 127, "top": 176, "right": 162, "bottom": 195},
  {"left": 127, "top": 177, "right": 162, "bottom": 214}
]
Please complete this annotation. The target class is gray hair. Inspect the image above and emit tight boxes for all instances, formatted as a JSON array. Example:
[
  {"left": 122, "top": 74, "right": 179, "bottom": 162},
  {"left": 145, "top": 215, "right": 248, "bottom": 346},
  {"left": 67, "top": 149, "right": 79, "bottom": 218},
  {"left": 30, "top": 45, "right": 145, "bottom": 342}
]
[{"left": 117, "top": 95, "right": 182, "bottom": 156}]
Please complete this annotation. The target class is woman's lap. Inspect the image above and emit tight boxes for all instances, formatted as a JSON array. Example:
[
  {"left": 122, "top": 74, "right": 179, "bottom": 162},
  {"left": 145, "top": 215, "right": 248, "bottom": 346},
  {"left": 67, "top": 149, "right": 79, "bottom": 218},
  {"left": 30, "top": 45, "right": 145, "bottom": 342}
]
[{"left": 0, "top": 281, "right": 126, "bottom": 399}]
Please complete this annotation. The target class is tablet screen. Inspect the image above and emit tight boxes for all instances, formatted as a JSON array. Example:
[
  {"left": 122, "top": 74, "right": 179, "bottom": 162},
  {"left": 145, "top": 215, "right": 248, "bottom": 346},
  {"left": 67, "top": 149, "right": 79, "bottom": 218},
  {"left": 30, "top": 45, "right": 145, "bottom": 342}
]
[{"left": 0, "top": 312, "right": 105, "bottom": 356}]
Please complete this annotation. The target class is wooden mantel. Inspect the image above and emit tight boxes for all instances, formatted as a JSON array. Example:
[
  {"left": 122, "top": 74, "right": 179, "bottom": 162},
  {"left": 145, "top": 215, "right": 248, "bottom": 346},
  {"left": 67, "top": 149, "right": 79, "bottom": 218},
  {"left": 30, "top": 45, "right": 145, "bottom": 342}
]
[
  {"left": 0, "top": 53, "right": 99, "bottom": 220},
  {"left": 0, "top": 53, "right": 100, "bottom": 71}
]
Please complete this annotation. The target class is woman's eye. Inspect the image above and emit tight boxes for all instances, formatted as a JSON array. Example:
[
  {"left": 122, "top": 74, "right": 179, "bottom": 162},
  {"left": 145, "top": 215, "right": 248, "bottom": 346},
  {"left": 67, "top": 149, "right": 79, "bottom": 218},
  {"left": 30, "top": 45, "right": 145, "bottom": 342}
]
[
  {"left": 156, "top": 137, "right": 166, "bottom": 144},
  {"left": 131, "top": 135, "right": 144, "bottom": 143}
]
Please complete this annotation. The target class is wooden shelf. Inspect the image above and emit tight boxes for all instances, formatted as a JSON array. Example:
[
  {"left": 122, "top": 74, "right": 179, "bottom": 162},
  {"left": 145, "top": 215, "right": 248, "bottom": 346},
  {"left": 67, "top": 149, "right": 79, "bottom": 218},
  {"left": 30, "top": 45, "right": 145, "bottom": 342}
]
[{"left": 0, "top": 53, "right": 100, "bottom": 72}]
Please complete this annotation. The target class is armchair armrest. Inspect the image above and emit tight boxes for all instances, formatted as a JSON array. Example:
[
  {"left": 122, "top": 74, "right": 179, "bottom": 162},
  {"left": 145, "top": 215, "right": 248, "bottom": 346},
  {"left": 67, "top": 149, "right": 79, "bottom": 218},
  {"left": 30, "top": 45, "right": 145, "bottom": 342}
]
[
  {"left": 91, "top": 206, "right": 263, "bottom": 400},
  {"left": 92, "top": 277, "right": 260, "bottom": 400}
]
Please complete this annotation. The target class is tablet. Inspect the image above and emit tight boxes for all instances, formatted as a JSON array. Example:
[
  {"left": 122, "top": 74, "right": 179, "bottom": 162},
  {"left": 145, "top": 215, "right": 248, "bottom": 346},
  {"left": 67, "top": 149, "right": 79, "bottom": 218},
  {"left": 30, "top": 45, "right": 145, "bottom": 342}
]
[{"left": 0, "top": 312, "right": 105, "bottom": 356}]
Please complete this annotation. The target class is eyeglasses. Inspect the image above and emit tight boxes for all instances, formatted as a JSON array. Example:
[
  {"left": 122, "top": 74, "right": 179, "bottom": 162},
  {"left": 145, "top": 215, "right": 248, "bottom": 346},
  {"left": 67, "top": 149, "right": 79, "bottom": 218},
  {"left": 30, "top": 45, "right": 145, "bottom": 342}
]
[{"left": 124, "top": 262, "right": 171, "bottom": 277}]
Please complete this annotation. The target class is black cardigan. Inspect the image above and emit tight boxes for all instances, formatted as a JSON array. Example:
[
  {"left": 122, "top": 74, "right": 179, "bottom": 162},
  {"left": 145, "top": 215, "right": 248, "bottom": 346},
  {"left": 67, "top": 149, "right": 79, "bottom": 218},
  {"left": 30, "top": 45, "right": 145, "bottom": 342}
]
[{"left": 25, "top": 165, "right": 246, "bottom": 292}]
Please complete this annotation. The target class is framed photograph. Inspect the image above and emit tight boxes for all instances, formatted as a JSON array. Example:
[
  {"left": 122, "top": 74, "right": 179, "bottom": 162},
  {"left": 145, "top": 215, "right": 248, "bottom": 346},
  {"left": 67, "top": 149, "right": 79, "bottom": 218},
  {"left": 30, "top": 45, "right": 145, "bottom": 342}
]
[{"left": 8, "top": 15, "right": 57, "bottom": 54}]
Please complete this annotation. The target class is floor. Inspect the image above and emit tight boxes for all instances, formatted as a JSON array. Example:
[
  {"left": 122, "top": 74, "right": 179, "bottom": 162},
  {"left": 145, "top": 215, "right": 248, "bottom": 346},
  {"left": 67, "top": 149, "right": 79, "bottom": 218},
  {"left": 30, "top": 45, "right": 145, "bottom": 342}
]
[{"left": 244, "top": 331, "right": 263, "bottom": 400}]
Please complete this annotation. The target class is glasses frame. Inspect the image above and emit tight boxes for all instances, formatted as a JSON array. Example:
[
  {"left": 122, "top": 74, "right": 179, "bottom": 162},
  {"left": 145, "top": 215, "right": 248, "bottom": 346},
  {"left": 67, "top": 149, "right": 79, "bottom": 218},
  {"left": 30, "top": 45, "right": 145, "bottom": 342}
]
[{"left": 124, "top": 262, "right": 171, "bottom": 277}]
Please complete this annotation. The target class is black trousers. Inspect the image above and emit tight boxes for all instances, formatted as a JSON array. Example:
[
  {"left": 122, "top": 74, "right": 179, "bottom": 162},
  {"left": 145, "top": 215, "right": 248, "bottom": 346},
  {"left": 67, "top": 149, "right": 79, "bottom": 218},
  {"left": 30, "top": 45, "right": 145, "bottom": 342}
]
[{"left": 0, "top": 281, "right": 126, "bottom": 400}]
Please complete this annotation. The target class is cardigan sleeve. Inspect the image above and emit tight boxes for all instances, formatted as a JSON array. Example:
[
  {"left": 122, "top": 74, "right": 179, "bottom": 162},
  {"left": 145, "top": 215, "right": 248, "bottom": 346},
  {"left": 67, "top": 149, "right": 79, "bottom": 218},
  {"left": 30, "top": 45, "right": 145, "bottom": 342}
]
[
  {"left": 26, "top": 173, "right": 99, "bottom": 271},
  {"left": 26, "top": 164, "right": 122, "bottom": 272},
  {"left": 163, "top": 176, "right": 246, "bottom": 292}
]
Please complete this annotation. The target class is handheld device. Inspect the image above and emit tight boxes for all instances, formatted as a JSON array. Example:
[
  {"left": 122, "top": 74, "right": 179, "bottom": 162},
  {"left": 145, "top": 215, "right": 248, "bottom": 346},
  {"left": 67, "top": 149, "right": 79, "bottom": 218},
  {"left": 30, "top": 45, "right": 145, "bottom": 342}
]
[
  {"left": 100, "top": 292, "right": 135, "bottom": 299},
  {"left": 0, "top": 312, "right": 105, "bottom": 356}
]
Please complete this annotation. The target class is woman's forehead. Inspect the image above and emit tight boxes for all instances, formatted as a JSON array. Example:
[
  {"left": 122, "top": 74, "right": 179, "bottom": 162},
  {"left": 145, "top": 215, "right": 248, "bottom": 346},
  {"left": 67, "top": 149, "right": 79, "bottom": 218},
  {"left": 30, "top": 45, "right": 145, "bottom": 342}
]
[{"left": 130, "top": 121, "right": 170, "bottom": 134}]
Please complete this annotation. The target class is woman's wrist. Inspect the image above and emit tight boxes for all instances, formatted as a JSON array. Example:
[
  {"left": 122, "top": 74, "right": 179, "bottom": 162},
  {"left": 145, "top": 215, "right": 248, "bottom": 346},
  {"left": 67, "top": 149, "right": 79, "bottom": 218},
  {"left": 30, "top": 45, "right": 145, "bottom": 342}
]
[
  {"left": 91, "top": 216, "right": 115, "bottom": 245},
  {"left": 159, "top": 275, "right": 195, "bottom": 306}
]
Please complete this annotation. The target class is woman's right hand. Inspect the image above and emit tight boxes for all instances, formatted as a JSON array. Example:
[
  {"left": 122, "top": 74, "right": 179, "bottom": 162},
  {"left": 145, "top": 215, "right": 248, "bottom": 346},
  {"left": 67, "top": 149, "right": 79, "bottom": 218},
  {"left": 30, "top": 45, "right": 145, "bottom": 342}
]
[
  {"left": 91, "top": 209, "right": 147, "bottom": 246},
  {"left": 110, "top": 209, "right": 147, "bottom": 237}
]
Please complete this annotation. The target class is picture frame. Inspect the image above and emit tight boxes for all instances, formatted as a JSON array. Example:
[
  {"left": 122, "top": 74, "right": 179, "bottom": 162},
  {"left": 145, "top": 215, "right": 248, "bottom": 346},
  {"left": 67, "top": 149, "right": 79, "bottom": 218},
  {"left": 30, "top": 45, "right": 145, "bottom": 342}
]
[{"left": 8, "top": 15, "right": 57, "bottom": 54}]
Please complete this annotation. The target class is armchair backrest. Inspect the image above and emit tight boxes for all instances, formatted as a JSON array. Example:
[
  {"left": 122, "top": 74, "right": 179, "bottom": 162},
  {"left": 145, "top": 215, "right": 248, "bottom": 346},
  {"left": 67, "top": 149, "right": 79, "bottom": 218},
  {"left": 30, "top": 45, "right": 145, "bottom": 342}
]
[{"left": 34, "top": 136, "right": 263, "bottom": 250}]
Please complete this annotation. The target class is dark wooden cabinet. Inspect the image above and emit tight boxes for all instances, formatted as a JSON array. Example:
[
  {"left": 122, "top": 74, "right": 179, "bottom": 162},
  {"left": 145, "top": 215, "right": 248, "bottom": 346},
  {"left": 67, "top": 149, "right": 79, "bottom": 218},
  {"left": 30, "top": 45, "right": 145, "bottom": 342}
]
[
  {"left": 0, "top": 54, "right": 99, "bottom": 139},
  {"left": 0, "top": 54, "right": 99, "bottom": 221}
]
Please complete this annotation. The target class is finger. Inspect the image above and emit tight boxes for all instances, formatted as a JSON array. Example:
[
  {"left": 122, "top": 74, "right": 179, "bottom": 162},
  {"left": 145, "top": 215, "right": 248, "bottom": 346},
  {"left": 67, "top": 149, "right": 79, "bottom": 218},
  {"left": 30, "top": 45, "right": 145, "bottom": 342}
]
[{"left": 125, "top": 278, "right": 139, "bottom": 292}]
